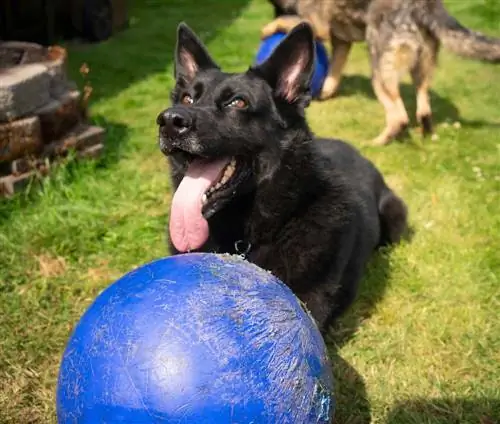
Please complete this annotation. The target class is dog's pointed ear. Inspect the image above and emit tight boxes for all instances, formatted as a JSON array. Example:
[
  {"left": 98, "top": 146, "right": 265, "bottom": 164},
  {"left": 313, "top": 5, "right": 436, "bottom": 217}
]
[
  {"left": 252, "top": 23, "right": 315, "bottom": 103},
  {"left": 175, "top": 22, "right": 219, "bottom": 82}
]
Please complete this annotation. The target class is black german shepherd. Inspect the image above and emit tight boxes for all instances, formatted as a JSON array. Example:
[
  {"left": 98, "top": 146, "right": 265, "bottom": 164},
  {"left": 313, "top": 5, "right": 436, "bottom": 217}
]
[{"left": 157, "top": 22, "right": 408, "bottom": 332}]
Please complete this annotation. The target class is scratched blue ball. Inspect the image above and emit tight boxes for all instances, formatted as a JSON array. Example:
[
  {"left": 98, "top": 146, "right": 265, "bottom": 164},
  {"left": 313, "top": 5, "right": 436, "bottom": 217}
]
[
  {"left": 255, "top": 31, "right": 329, "bottom": 98},
  {"left": 56, "top": 253, "right": 335, "bottom": 423}
]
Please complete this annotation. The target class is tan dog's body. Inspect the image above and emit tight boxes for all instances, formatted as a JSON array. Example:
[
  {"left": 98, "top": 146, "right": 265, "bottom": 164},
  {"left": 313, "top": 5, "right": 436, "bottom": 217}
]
[{"left": 263, "top": 0, "right": 500, "bottom": 145}]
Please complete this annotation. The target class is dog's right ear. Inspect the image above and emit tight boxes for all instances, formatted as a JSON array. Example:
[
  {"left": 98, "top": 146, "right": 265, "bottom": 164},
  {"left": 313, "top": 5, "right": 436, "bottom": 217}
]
[
  {"left": 251, "top": 22, "right": 315, "bottom": 104},
  {"left": 175, "top": 22, "right": 219, "bottom": 83}
]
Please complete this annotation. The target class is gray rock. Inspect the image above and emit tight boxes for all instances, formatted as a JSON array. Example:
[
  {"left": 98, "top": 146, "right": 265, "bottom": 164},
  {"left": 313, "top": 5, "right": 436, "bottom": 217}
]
[{"left": 0, "top": 64, "right": 51, "bottom": 121}]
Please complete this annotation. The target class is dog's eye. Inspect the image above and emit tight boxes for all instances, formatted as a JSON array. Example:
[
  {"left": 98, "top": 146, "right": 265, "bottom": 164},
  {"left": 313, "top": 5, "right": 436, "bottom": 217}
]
[
  {"left": 181, "top": 94, "right": 194, "bottom": 105},
  {"left": 227, "top": 97, "right": 247, "bottom": 109}
]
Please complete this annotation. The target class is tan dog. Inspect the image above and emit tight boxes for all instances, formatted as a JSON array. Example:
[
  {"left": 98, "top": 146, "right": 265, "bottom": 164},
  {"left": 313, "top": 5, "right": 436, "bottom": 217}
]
[{"left": 262, "top": 0, "right": 500, "bottom": 145}]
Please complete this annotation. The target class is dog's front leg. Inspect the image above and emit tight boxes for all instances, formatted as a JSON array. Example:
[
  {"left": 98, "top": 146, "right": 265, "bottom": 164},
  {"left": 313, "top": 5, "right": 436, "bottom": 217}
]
[
  {"left": 320, "top": 35, "right": 352, "bottom": 99},
  {"left": 248, "top": 232, "right": 356, "bottom": 333}
]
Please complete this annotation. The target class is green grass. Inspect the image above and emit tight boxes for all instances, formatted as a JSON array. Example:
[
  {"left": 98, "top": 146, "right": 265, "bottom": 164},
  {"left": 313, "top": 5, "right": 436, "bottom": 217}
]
[{"left": 0, "top": 0, "right": 499, "bottom": 422}]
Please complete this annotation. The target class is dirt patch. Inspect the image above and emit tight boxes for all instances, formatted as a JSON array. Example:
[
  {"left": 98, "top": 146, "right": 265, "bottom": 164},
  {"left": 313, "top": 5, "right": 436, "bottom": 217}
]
[{"left": 36, "top": 254, "right": 68, "bottom": 278}]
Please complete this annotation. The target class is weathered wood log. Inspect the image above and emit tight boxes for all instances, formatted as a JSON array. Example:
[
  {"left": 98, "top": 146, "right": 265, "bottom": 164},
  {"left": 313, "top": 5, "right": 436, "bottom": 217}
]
[
  {"left": 0, "top": 170, "right": 37, "bottom": 196},
  {"left": 0, "top": 116, "right": 43, "bottom": 162},
  {"left": 43, "top": 124, "right": 105, "bottom": 158},
  {"left": 37, "top": 90, "right": 83, "bottom": 142},
  {"left": 0, "top": 125, "right": 106, "bottom": 197}
]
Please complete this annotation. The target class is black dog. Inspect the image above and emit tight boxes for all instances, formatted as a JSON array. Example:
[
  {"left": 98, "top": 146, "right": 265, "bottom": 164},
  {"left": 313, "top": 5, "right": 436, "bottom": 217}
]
[{"left": 157, "top": 22, "right": 408, "bottom": 332}]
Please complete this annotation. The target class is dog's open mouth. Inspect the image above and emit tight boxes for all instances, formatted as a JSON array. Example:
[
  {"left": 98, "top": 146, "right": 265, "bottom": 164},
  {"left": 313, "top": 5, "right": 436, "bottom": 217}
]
[
  {"left": 201, "top": 157, "right": 238, "bottom": 212},
  {"left": 169, "top": 154, "right": 250, "bottom": 253}
]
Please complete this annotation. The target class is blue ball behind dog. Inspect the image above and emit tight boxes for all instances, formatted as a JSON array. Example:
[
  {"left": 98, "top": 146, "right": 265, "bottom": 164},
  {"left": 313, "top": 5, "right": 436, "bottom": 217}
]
[
  {"left": 56, "top": 253, "right": 335, "bottom": 423},
  {"left": 256, "top": 32, "right": 329, "bottom": 98}
]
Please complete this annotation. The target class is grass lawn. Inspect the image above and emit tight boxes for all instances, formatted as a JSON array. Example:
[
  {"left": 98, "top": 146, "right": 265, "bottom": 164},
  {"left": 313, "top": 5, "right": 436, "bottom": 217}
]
[{"left": 1, "top": 0, "right": 499, "bottom": 422}]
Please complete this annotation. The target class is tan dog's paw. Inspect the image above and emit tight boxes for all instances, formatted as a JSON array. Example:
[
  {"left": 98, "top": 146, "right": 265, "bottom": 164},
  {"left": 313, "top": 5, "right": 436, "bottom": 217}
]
[
  {"left": 371, "top": 121, "right": 409, "bottom": 146},
  {"left": 260, "top": 16, "right": 307, "bottom": 39},
  {"left": 371, "top": 134, "right": 393, "bottom": 146},
  {"left": 319, "top": 76, "right": 340, "bottom": 100},
  {"left": 261, "top": 21, "right": 282, "bottom": 39}
]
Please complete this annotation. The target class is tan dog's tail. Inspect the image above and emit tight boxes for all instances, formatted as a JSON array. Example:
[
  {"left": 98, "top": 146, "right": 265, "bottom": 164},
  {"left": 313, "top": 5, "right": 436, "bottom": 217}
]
[{"left": 417, "top": 6, "right": 500, "bottom": 63}]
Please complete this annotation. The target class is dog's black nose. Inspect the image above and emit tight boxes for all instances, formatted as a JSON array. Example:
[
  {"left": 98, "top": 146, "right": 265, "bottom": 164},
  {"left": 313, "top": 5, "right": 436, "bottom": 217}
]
[{"left": 157, "top": 109, "right": 192, "bottom": 137}]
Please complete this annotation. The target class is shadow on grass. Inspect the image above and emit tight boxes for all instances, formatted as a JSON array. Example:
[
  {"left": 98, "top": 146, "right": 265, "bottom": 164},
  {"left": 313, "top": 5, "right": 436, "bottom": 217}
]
[
  {"left": 386, "top": 397, "right": 500, "bottom": 424},
  {"left": 333, "top": 75, "right": 500, "bottom": 131},
  {"left": 324, "top": 234, "right": 416, "bottom": 424},
  {"left": 65, "top": 0, "right": 253, "bottom": 103},
  {"left": 330, "top": 352, "right": 372, "bottom": 424},
  {"left": 328, "top": 236, "right": 412, "bottom": 348},
  {"left": 323, "top": 252, "right": 392, "bottom": 424}
]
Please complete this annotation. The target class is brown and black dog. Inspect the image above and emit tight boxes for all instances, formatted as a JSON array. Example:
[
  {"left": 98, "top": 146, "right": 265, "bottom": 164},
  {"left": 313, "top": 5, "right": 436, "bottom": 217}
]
[{"left": 263, "top": 0, "right": 500, "bottom": 145}]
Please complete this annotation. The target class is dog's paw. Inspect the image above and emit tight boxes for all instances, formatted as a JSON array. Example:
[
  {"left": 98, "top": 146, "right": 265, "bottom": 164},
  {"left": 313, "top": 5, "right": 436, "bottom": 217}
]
[
  {"left": 418, "top": 113, "right": 433, "bottom": 137},
  {"left": 260, "top": 16, "right": 308, "bottom": 39},
  {"left": 260, "top": 22, "right": 280, "bottom": 39},
  {"left": 371, "top": 121, "right": 409, "bottom": 146},
  {"left": 319, "top": 77, "right": 340, "bottom": 100},
  {"left": 371, "top": 134, "right": 393, "bottom": 146}
]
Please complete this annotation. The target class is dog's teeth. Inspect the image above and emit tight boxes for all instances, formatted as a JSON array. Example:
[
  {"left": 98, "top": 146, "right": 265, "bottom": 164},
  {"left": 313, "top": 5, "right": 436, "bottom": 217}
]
[
  {"left": 224, "top": 163, "right": 235, "bottom": 180},
  {"left": 206, "top": 159, "right": 238, "bottom": 195},
  {"left": 202, "top": 194, "right": 207, "bottom": 203}
]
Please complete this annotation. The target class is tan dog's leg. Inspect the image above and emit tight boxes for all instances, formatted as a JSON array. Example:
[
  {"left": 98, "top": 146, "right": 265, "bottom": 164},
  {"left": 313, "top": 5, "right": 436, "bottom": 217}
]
[
  {"left": 371, "top": 72, "right": 409, "bottom": 146},
  {"left": 411, "top": 38, "right": 439, "bottom": 138},
  {"left": 367, "top": 29, "right": 418, "bottom": 146},
  {"left": 320, "top": 36, "right": 352, "bottom": 99}
]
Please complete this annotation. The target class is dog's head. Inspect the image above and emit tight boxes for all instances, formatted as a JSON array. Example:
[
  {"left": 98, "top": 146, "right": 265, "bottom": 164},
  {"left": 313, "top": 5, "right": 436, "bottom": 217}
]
[{"left": 158, "top": 22, "right": 315, "bottom": 252}]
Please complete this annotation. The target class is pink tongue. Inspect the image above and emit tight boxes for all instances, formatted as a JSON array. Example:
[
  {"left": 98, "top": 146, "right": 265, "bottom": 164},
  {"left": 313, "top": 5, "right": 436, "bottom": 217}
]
[{"left": 170, "top": 158, "right": 230, "bottom": 252}]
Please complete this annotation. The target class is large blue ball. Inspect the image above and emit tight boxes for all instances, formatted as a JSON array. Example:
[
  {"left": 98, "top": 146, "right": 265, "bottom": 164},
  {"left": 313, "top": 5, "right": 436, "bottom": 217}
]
[
  {"left": 56, "top": 253, "right": 335, "bottom": 423},
  {"left": 255, "top": 32, "right": 329, "bottom": 98}
]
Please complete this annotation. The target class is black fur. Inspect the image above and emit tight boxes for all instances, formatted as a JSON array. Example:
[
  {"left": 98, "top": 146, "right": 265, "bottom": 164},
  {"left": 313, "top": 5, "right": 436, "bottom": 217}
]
[{"left": 157, "top": 22, "right": 408, "bottom": 332}]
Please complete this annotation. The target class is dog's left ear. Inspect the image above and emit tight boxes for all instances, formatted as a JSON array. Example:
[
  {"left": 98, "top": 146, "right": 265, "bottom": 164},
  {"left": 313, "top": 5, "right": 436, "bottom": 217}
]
[
  {"left": 175, "top": 22, "right": 219, "bottom": 83},
  {"left": 252, "top": 23, "right": 315, "bottom": 103}
]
